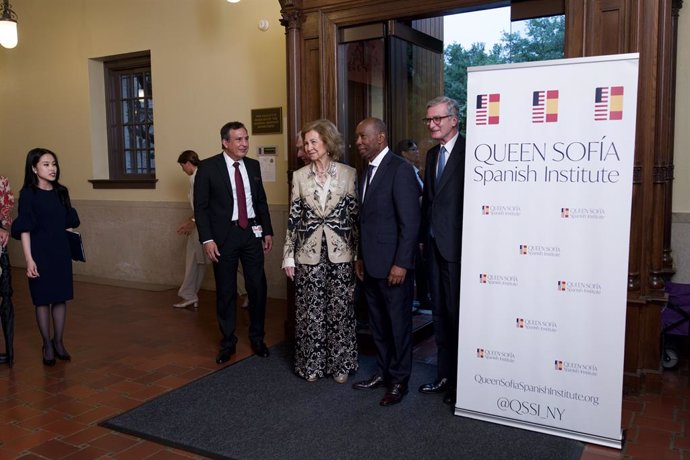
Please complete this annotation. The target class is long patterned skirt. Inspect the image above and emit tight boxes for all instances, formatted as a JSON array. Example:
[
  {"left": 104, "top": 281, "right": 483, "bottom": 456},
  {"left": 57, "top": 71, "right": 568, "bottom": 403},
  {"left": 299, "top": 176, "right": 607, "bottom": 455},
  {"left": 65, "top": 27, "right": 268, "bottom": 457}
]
[{"left": 293, "top": 242, "right": 358, "bottom": 380}]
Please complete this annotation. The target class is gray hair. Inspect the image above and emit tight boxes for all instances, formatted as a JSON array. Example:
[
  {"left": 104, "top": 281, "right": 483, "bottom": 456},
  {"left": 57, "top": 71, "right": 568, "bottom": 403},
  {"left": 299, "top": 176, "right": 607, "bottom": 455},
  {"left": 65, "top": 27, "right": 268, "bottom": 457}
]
[{"left": 426, "top": 96, "right": 460, "bottom": 118}]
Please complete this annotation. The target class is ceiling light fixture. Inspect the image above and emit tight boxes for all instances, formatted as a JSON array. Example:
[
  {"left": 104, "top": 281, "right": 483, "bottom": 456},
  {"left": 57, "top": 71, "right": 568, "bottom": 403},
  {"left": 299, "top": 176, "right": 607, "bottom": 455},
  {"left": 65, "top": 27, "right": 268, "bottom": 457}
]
[{"left": 0, "top": 0, "right": 18, "bottom": 49}]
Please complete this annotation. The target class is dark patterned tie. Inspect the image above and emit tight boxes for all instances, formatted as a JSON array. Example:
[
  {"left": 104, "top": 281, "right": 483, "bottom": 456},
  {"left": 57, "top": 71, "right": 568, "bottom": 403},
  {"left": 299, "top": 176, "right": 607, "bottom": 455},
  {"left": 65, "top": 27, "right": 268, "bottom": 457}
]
[
  {"left": 364, "top": 164, "right": 374, "bottom": 201},
  {"left": 233, "top": 162, "right": 248, "bottom": 228}
]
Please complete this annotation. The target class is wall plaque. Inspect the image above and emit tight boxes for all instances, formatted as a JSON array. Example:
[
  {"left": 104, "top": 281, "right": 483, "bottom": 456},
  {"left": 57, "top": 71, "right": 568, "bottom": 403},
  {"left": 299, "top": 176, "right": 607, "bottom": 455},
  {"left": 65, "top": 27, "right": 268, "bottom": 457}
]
[{"left": 251, "top": 107, "right": 283, "bottom": 135}]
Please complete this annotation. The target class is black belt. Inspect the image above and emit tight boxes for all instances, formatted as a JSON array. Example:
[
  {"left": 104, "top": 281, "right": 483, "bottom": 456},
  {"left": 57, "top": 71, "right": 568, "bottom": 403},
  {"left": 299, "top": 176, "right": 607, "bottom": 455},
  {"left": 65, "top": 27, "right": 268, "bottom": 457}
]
[{"left": 231, "top": 218, "right": 257, "bottom": 227}]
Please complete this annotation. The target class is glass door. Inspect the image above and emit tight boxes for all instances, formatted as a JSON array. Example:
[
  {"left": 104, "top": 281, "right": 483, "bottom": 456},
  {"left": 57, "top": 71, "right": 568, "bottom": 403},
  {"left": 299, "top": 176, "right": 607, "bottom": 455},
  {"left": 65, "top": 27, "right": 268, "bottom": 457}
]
[
  {"left": 338, "top": 24, "right": 385, "bottom": 172},
  {"left": 387, "top": 21, "right": 443, "bottom": 167},
  {"left": 338, "top": 20, "right": 443, "bottom": 175}
]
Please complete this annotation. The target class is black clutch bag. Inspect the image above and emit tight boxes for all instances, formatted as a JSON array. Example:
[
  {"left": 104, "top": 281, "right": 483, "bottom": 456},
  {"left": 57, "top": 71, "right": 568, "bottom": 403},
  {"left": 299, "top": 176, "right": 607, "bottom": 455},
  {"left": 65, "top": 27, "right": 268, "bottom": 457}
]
[{"left": 66, "top": 230, "right": 86, "bottom": 262}]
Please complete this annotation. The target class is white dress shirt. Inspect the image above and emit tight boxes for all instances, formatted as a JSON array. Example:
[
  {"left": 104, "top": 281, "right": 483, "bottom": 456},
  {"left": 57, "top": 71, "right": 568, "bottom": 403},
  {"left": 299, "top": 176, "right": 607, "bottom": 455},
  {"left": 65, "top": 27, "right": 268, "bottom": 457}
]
[
  {"left": 362, "top": 147, "right": 389, "bottom": 201},
  {"left": 223, "top": 153, "right": 256, "bottom": 220}
]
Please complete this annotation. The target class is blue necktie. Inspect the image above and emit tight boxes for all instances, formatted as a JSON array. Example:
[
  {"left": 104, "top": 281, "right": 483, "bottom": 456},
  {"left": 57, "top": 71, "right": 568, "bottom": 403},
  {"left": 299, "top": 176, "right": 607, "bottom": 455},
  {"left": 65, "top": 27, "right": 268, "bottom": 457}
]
[{"left": 436, "top": 146, "right": 447, "bottom": 186}]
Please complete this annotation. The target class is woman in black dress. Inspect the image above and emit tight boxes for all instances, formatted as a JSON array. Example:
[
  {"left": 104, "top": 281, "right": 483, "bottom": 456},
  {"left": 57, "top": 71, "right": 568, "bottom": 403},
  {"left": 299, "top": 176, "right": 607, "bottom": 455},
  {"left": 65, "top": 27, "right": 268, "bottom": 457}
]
[{"left": 11, "top": 148, "right": 80, "bottom": 366}]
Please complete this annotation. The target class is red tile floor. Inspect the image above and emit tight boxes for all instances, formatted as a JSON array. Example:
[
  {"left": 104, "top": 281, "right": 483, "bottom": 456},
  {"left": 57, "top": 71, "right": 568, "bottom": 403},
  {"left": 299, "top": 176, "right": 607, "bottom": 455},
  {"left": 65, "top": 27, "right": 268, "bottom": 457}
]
[{"left": 0, "top": 267, "right": 684, "bottom": 459}]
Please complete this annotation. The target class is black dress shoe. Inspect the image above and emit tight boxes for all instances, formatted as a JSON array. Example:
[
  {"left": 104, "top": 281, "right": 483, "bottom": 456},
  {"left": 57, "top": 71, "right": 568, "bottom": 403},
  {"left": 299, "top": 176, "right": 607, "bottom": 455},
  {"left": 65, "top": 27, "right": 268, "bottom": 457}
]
[
  {"left": 380, "top": 384, "right": 408, "bottom": 406},
  {"left": 352, "top": 374, "right": 385, "bottom": 391},
  {"left": 418, "top": 377, "right": 449, "bottom": 394},
  {"left": 443, "top": 388, "right": 457, "bottom": 405},
  {"left": 0, "top": 353, "right": 7, "bottom": 364},
  {"left": 52, "top": 339, "right": 71, "bottom": 361},
  {"left": 215, "top": 346, "right": 236, "bottom": 364},
  {"left": 42, "top": 346, "right": 56, "bottom": 367},
  {"left": 251, "top": 341, "right": 270, "bottom": 358}
]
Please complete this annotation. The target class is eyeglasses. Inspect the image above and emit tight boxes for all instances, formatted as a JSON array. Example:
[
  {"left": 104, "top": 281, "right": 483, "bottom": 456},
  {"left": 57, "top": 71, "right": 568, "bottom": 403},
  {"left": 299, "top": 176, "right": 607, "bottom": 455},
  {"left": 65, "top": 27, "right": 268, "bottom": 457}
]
[{"left": 422, "top": 115, "right": 452, "bottom": 125}]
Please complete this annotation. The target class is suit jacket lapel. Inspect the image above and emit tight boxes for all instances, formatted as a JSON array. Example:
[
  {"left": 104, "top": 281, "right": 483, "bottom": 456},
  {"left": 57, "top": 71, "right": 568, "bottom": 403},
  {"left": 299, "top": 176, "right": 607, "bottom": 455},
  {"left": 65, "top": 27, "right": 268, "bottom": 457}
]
[
  {"left": 323, "top": 166, "right": 348, "bottom": 215},
  {"left": 359, "top": 168, "right": 366, "bottom": 205},
  {"left": 217, "top": 153, "right": 234, "bottom": 199},
  {"left": 303, "top": 166, "right": 335, "bottom": 217},
  {"left": 428, "top": 146, "right": 440, "bottom": 195},
  {"left": 362, "top": 152, "right": 391, "bottom": 207},
  {"left": 244, "top": 158, "right": 259, "bottom": 205},
  {"left": 304, "top": 184, "right": 324, "bottom": 216},
  {"left": 437, "top": 143, "right": 463, "bottom": 192}
]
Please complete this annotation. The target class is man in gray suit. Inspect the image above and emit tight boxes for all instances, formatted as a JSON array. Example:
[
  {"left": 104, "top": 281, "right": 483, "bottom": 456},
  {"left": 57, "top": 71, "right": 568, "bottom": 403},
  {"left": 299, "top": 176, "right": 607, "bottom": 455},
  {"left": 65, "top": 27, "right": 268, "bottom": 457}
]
[
  {"left": 418, "top": 96, "right": 466, "bottom": 405},
  {"left": 351, "top": 117, "right": 421, "bottom": 406}
]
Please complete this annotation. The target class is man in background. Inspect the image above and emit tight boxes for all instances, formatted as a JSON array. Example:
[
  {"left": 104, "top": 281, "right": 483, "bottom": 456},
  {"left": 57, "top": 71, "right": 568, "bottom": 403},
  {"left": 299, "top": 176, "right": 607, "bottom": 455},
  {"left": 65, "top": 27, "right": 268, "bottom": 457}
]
[
  {"left": 295, "top": 130, "right": 309, "bottom": 165},
  {"left": 173, "top": 150, "right": 210, "bottom": 309}
]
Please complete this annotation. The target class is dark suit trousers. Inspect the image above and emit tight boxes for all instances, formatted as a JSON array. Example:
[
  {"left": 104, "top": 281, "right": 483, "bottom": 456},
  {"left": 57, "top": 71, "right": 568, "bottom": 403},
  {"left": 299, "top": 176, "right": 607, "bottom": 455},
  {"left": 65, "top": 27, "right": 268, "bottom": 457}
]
[
  {"left": 413, "top": 245, "right": 430, "bottom": 308},
  {"left": 213, "top": 225, "right": 267, "bottom": 350},
  {"left": 427, "top": 237, "right": 460, "bottom": 385},
  {"left": 363, "top": 273, "right": 413, "bottom": 386}
]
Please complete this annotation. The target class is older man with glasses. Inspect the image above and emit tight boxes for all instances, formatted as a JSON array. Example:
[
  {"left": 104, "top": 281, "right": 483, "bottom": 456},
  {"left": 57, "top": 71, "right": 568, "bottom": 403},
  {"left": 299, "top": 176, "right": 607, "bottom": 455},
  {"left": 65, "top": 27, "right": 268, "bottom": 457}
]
[{"left": 418, "top": 96, "right": 466, "bottom": 406}]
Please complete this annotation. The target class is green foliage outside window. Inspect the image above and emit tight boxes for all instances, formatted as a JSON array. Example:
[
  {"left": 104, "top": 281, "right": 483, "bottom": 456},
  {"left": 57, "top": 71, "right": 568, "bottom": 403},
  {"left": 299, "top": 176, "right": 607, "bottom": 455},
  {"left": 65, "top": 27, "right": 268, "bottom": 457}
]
[{"left": 444, "top": 16, "right": 565, "bottom": 135}]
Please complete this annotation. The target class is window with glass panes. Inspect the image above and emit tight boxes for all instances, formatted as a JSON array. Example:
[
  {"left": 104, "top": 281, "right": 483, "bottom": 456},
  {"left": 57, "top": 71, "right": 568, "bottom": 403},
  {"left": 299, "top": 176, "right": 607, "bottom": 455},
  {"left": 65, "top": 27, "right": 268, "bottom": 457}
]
[{"left": 104, "top": 53, "right": 155, "bottom": 180}]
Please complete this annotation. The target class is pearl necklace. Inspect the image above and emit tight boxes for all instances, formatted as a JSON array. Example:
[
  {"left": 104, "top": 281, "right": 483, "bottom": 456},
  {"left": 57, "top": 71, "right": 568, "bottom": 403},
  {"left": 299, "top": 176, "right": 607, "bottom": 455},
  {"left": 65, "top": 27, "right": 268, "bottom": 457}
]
[{"left": 313, "top": 161, "right": 336, "bottom": 183}]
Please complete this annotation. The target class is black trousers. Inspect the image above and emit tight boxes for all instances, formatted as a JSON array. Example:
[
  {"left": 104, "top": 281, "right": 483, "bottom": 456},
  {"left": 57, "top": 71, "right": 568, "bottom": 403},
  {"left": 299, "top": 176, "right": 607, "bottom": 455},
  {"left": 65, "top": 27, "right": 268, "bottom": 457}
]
[
  {"left": 426, "top": 238, "right": 460, "bottom": 385},
  {"left": 213, "top": 225, "right": 267, "bottom": 350},
  {"left": 363, "top": 272, "right": 413, "bottom": 386}
]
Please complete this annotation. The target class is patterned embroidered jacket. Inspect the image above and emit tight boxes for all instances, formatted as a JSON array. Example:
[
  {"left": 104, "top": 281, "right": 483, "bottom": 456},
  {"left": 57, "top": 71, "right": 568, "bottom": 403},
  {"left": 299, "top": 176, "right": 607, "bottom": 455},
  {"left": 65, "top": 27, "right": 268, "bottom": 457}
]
[
  {"left": 0, "top": 175, "right": 14, "bottom": 279},
  {"left": 0, "top": 176, "right": 13, "bottom": 231},
  {"left": 282, "top": 162, "right": 359, "bottom": 266}
]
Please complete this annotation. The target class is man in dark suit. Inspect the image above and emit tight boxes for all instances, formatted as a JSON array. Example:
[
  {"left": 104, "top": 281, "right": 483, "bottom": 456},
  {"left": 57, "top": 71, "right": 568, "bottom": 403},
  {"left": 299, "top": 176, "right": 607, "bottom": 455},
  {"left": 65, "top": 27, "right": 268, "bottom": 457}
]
[
  {"left": 351, "top": 117, "right": 421, "bottom": 406},
  {"left": 194, "top": 121, "right": 274, "bottom": 364},
  {"left": 418, "top": 96, "right": 466, "bottom": 405}
]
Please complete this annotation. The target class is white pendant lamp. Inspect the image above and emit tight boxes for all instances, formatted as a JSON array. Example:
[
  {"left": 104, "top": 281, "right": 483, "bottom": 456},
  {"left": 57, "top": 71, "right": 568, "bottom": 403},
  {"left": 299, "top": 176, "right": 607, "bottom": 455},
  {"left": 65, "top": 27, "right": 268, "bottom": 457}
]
[{"left": 0, "top": 0, "right": 18, "bottom": 49}]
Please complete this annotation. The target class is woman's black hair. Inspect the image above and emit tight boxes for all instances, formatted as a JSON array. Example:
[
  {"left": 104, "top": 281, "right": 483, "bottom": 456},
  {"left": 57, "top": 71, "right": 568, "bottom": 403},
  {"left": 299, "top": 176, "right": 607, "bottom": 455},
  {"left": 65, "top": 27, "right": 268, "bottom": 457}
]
[
  {"left": 394, "top": 139, "right": 417, "bottom": 156},
  {"left": 177, "top": 149, "right": 200, "bottom": 166},
  {"left": 23, "top": 148, "right": 71, "bottom": 208}
]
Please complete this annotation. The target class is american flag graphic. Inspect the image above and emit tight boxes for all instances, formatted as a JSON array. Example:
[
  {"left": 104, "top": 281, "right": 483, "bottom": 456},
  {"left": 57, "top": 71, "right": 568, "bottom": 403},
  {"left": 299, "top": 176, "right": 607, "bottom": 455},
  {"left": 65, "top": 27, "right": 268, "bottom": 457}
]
[
  {"left": 476, "top": 93, "right": 500, "bottom": 125},
  {"left": 594, "top": 86, "right": 624, "bottom": 121},
  {"left": 532, "top": 90, "right": 559, "bottom": 123}
]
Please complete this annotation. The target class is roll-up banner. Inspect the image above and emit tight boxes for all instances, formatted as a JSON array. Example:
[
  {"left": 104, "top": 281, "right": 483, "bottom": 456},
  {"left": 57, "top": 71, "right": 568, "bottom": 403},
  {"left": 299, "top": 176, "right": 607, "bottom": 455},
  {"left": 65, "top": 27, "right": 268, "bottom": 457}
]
[{"left": 456, "top": 53, "right": 639, "bottom": 449}]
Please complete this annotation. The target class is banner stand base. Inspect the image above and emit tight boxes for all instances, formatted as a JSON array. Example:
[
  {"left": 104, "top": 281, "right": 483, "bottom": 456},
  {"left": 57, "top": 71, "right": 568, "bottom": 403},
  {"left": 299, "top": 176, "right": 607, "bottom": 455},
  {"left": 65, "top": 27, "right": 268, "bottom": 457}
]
[{"left": 454, "top": 407, "right": 623, "bottom": 450}]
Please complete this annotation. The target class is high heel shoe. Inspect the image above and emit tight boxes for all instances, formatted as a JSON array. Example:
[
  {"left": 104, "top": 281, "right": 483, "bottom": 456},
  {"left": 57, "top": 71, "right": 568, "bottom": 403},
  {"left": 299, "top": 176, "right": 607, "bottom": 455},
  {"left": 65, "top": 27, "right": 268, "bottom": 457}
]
[
  {"left": 52, "top": 339, "right": 71, "bottom": 361},
  {"left": 42, "top": 346, "right": 56, "bottom": 366},
  {"left": 173, "top": 298, "right": 198, "bottom": 309}
]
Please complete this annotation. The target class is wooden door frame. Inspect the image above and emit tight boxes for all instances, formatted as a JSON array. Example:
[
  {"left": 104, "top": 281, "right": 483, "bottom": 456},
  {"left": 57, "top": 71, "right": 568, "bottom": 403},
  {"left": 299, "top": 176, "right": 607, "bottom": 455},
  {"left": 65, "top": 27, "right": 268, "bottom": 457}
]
[{"left": 278, "top": 0, "right": 685, "bottom": 394}]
